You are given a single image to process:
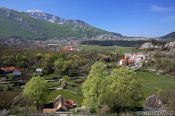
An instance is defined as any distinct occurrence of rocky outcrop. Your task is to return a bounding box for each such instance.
[140,42,155,49]
[164,41,175,52]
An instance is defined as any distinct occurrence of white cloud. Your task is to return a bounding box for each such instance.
[150,5,174,12]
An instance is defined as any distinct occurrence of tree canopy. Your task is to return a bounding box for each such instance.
[23,76,47,109]
[82,62,143,112]
[103,67,143,111]
[82,62,108,110]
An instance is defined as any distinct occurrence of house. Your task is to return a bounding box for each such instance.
[0,66,21,80]
[43,95,75,113]
[135,95,174,115]
[60,46,80,52]
[0,66,17,74]
[36,68,43,75]
[143,95,174,115]
[119,53,146,70]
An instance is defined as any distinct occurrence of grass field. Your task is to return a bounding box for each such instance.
[45,71,175,107]
[75,45,136,54]
[136,71,175,98]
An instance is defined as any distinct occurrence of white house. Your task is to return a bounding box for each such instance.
[36,68,43,75]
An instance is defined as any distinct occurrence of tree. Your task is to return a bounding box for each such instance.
[82,62,108,110]
[102,67,143,112]
[23,76,47,109]
[82,63,143,113]
[63,75,71,82]
[54,58,64,76]
[42,54,54,74]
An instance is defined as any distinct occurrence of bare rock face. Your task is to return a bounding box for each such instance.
[164,41,175,52]
[140,42,154,49]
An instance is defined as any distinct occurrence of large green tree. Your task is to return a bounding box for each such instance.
[102,67,143,112]
[82,62,108,110]
[23,76,47,109]
[82,63,143,112]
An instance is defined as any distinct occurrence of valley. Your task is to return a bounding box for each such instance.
[0,4,175,116]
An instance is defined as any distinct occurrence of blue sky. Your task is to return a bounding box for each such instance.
[0,0,175,37]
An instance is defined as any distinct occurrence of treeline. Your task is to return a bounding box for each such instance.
[0,49,120,79]
[81,40,166,47]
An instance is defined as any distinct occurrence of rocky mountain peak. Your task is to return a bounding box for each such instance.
[26,9,91,27]
[27,9,44,13]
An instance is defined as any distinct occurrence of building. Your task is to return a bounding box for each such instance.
[143,95,174,115]
[36,68,43,75]
[119,53,146,70]
[0,66,21,80]
[43,95,75,113]
[60,46,80,52]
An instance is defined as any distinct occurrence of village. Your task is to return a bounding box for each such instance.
[1,1,175,115]
[1,42,174,116]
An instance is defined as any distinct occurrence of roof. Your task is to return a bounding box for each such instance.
[43,95,75,113]
[53,95,68,111]
[36,68,43,72]
[120,59,127,62]
[0,66,17,72]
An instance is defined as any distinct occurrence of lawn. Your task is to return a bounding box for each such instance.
[45,71,175,107]
[136,71,175,98]
[75,45,136,54]
[45,89,83,106]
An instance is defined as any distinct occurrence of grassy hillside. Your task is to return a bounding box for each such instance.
[0,8,113,40]
[44,71,175,106]
[136,71,175,97]
[161,31,175,41]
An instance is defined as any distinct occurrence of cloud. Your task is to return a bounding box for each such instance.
[150,5,174,12]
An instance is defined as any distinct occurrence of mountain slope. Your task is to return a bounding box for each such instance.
[0,7,123,40]
[161,31,175,41]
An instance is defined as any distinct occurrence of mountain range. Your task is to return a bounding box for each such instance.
[0,7,174,41]
[0,7,123,40]
[161,32,175,41]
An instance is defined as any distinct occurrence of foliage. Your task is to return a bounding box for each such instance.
[23,76,47,109]
[0,91,20,109]
[54,58,64,75]
[82,62,108,110]
[63,75,71,82]
[45,89,83,105]
[102,67,143,111]
[150,51,175,77]
[82,63,143,112]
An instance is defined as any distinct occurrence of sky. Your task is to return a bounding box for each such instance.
[0,0,175,37]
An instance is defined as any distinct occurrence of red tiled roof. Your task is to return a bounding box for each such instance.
[65,99,74,109]
[0,66,17,72]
